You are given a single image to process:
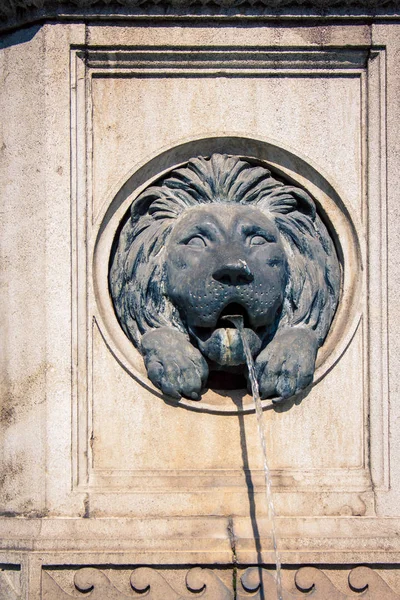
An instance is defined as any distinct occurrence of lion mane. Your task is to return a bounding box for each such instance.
[110,154,340,353]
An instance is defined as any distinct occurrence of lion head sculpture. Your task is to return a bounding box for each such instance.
[110,154,340,401]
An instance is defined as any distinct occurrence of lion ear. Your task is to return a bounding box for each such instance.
[131,189,162,221]
[267,186,316,220]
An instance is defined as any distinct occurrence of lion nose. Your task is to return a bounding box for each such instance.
[212,260,254,285]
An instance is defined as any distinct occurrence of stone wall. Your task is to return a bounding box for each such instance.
[1,10,400,599]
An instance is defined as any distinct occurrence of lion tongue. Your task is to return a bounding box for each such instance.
[196,327,261,367]
[218,303,251,329]
[220,314,243,328]
[221,313,242,321]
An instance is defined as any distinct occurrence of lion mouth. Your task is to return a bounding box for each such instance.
[192,303,252,340]
[216,303,251,329]
[188,303,263,366]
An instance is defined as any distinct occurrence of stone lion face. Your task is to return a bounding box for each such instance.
[164,204,288,366]
[109,153,340,401]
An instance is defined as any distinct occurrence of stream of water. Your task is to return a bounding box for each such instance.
[227,317,283,600]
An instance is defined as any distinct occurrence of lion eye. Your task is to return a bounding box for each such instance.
[185,235,207,248]
[250,235,269,246]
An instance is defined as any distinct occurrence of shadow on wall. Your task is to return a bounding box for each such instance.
[0,24,41,49]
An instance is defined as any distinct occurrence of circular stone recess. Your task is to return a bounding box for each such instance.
[93,136,363,414]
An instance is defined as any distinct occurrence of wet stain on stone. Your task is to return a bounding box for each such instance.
[1,363,50,427]
[83,494,90,518]
[0,458,24,504]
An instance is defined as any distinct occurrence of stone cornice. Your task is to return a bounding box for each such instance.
[1,0,400,32]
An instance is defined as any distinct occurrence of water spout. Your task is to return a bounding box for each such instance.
[222,315,283,600]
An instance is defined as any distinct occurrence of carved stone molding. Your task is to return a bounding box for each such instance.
[1,0,400,36]
[2,0,400,18]
[41,566,400,599]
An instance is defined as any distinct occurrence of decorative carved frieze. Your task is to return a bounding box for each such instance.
[239,566,400,599]
[42,567,233,599]
[43,568,134,600]
[41,566,400,599]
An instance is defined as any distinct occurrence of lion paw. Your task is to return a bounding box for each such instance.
[141,328,209,400]
[255,328,319,401]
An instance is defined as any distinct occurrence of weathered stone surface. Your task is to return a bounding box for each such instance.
[1,13,400,600]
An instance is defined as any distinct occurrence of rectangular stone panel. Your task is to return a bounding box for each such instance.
[69,44,382,518]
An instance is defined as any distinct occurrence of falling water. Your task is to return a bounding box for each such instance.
[227,316,283,600]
